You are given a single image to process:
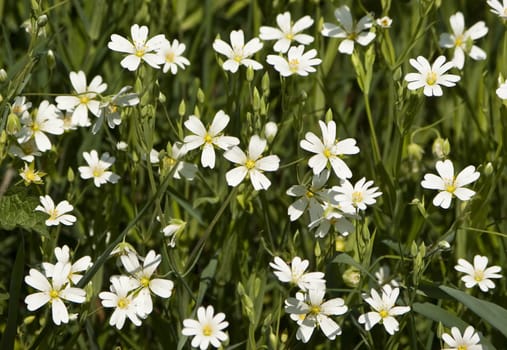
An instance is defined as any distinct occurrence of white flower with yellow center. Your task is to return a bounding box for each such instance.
[286,169,330,222]
[300,120,359,180]
[487,0,507,19]
[42,245,92,285]
[455,255,502,292]
[285,289,348,343]
[99,275,143,330]
[78,150,120,187]
[212,29,263,73]
[157,39,190,74]
[19,162,45,185]
[92,86,139,134]
[35,195,76,227]
[11,96,31,117]
[24,263,86,326]
[108,24,166,71]
[267,45,321,77]
[358,285,410,335]
[182,305,229,350]
[55,71,107,127]
[259,12,314,53]
[270,256,326,291]
[404,56,460,97]
[376,16,392,28]
[441,326,483,350]
[421,159,480,209]
[439,12,488,69]
[224,135,280,190]
[333,177,382,211]
[183,111,239,169]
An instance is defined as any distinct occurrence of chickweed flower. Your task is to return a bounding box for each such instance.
[182,305,229,350]
[405,56,460,97]
[224,135,280,190]
[156,143,198,180]
[439,12,488,69]
[92,86,139,134]
[212,29,263,73]
[56,71,107,127]
[308,200,355,238]
[259,12,314,53]
[285,289,348,343]
[35,195,76,226]
[78,150,120,187]
[321,5,376,55]
[441,326,483,350]
[108,24,166,71]
[487,0,507,19]
[266,45,321,77]
[159,217,186,247]
[19,162,45,185]
[270,256,326,291]
[300,120,359,180]
[421,159,480,209]
[455,255,502,292]
[158,39,190,74]
[286,169,329,222]
[24,263,86,326]
[11,96,31,117]
[333,177,382,211]
[376,16,392,28]
[42,245,92,285]
[183,111,239,169]
[358,285,410,335]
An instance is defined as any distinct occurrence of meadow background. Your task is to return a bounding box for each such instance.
[1,0,507,349]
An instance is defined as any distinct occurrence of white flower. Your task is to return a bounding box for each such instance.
[108,24,166,71]
[156,143,199,180]
[19,162,45,185]
[78,150,120,187]
[455,255,502,292]
[11,96,31,117]
[8,139,41,162]
[270,256,326,291]
[120,251,174,316]
[266,45,321,77]
[264,121,278,142]
[42,245,92,285]
[333,177,382,211]
[157,39,190,74]
[17,100,64,152]
[441,326,483,350]
[421,159,480,209]
[213,29,263,73]
[183,111,239,169]
[321,5,376,55]
[308,199,356,238]
[300,120,359,179]
[182,305,229,350]
[35,195,76,226]
[24,263,86,325]
[286,169,330,222]
[487,0,507,19]
[375,266,399,288]
[224,135,280,190]
[99,275,143,329]
[259,12,314,53]
[439,12,488,69]
[404,56,460,97]
[376,16,392,28]
[285,289,348,343]
[496,79,507,100]
[158,216,186,247]
[358,285,410,335]
[55,71,107,127]
[92,86,139,134]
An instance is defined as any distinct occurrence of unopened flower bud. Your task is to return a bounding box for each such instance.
[46,50,55,70]
[67,167,75,182]
[178,99,186,117]
[335,236,346,252]
[432,137,450,159]
[264,121,278,142]
[437,240,451,251]
[262,72,270,96]
[484,162,493,176]
[37,14,48,27]
[246,66,254,82]
[6,113,21,135]
[342,267,361,287]
[407,142,424,161]
[0,69,7,82]
[197,88,205,104]
[158,91,166,103]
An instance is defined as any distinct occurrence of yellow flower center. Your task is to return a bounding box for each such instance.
[141,276,150,288]
[285,32,294,40]
[380,19,390,27]
[117,297,129,309]
[245,159,256,169]
[32,121,40,132]
[108,104,118,113]
[163,156,176,167]
[49,289,59,300]
[24,169,37,182]
[351,191,363,205]
[92,167,104,178]
[165,51,175,63]
[12,105,22,114]
[454,34,464,47]
[445,177,457,194]
[323,148,332,158]
[48,208,59,221]
[310,305,321,315]
[204,134,213,144]
[306,190,314,198]
[288,58,299,72]
[233,53,243,62]
[135,48,145,57]
[379,309,389,318]
[426,71,438,86]
[202,324,213,336]
[80,95,90,105]
[347,32,357,40]
[457,345,467,350]
[474,270,484,282]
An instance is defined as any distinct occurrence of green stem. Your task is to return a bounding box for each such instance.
[363,95,381,164]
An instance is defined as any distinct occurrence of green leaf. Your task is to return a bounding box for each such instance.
[440,285,507,339]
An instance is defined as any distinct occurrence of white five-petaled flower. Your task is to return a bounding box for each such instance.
[11,96,32,117]
[270,256,326,291]
[24,263,86,325]
[421,159,480,209]
[78,150,120,187]
[17,100,64,152]
[92,86,140,134]
[287,169,330,222]
[300,120,359,180]
[285,289,348,343]
[108,24,166,71]
[99,275,143,329]
[266,45,321,77]
[212,29,263,73]
[308,199,356,238]
[439,12,488,69]
[455,255,502,292]
[121,251,174,316]
[35,195,76,226]
[152,143,199,180]
[376,16,392,28]
[224,135,280,190]
[358,285,410,335]
[158,39,190,74]
[321,5,376,55]
[182,305,229,350]
[404,56,460,97]
[42,245,92,285]
[259,12,314,53]
[441,326,483,350]
[183,111,240,169]
[487,0,507,19]
[333,177,382,211]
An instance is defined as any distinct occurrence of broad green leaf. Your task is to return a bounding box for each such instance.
[0,188,48,237]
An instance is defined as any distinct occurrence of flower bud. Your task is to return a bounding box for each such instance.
[46,50,55,70]
[246,66,254,82]
[432,137,450,159]
[262,72,270,97]
[264,121,278,142]
[484,162,493,176]
[407,142,424,161]
[197,88,205,104]
[437,240,451,251]
[252,87,260,111]
[158,91,166,104]
[6,113,21,135]
[67,167,75,182]
[37,14,48,28]
[0,68,7,82]
[335,236,346,252]
[178,99,186,117]
[342,267,361,287]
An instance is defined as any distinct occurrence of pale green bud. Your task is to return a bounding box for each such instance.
[484,162,493,176]
[197,88,205,104]
[325,108,333,123]
[342,268,361,287]
[264,121,278,142]
[0,68,7,82]
[67,167,75,182]
[262,72,270,96]
[314,241,321,257]
[158,92,166,104]
[252,87,260,111]
[335,236,346,252]
[193,105,200,117]
[437,240,451,251]
[178,99,186,117]
[432,137,450,159]
[246,66,254,82]
[407,142,424,161]
[46,50,55,70]
[6,113,21,135]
